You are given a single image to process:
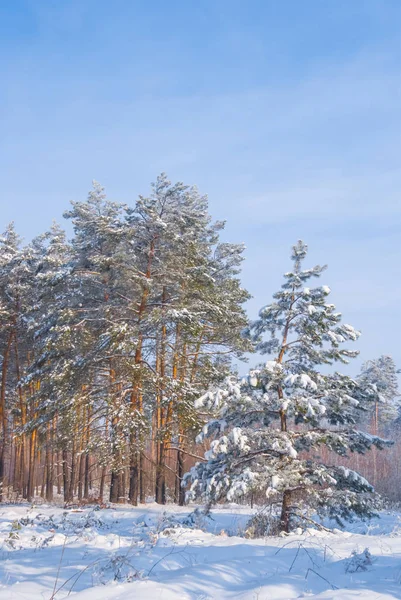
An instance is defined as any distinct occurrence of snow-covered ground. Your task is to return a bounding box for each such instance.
[0,502,400,600]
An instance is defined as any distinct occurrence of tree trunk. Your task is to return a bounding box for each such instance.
[109,470,119,503]
[155,286,167,505]
[84,406,90,499]
[129,448,139,506]
[40,452,46,498]
[45,422,53,501]
[62,448,70,502]
[56,450,61,495]
[0,447,5,503]
[84,453,90,499]
[118,471,125,503]
[175,447,185,506]
[139,452,145,503]
[78,453,84,501]
[13,443,21,493]
[155,440,166,504]
[280,490,292,533]
[68,440,76,501]
[27,429,37,502]
[99,465,106,502]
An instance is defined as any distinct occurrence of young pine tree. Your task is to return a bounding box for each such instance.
[185,241,392,533]
[357,356,400,429]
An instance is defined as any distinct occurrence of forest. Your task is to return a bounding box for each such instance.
[0,175,399,532]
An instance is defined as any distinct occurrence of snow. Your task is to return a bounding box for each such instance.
[284,373,317,390]
[0,503,401,599]
[231,427,249,451]
[337,466,371,488]
[265,360,282,372]
[271,475,281,489]
[248,370,259,387]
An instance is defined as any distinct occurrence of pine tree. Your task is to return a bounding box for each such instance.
[121,174,250,504]
[22,223,72,501]
[357,356,400,428]
[185,241,392,533]
[0,224,23,500]
[54,182,127,503]
[355,356,400,490]
[0,224,51,501]
[0,224,38,500]
[25,184,125,503]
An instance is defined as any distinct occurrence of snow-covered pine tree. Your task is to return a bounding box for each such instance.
[26,185,126,503]
[23,222,73,501]
[0,223,24,501]
[185,241,392,533]
[0,223,54,501]
[61,182,127,503]
[357,356,400,428]
[123,174,250,504]
[354,356,400,490]
[0,224,46,501]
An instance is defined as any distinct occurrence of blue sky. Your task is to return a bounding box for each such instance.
[1,0,400,372]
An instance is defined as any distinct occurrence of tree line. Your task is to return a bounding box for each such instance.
[0,175,398,515]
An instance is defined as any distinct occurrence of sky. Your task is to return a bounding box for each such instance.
[1,0,400,373]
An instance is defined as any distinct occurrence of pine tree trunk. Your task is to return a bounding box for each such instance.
[19,446,26,498]
[27,429,37,502]
[109,366,123,503]
[118,471,125,503]
[45,422,53,501]
[280,490,292,533]
[155,287,167,505]
[21,446,27,499]
[129,447,139,506]
[56,450,61,495]
[40,453,46,498]
[62,448,70,502]
[84,453,90,500]
[84,406,90,499]
[0,447,5,503]
[109,470,119,503]
[139,452,145,503]
[99,465,106,502]
[372,401,379,487]
[175,447,185,506]
[78,453,84,501]
[155,440,166,504]
[13,444,21,493]
[68,440,76,502]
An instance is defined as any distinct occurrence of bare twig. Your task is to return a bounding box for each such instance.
[50,534,68,600]
[305,568,339,590]
[147,546,185,576]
